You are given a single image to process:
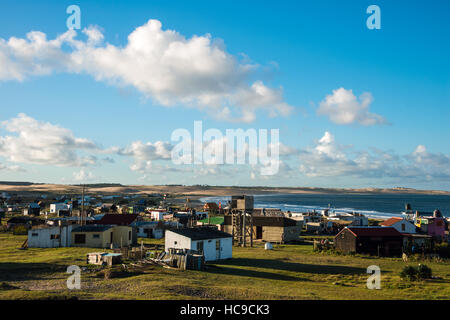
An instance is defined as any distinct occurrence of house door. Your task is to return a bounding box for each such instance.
[256,226,263,239]
[216,240,221,260]
[110,232,113,246]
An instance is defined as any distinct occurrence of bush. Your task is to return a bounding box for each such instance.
[400,264,432,281]
[400,266,417,281]
[13,225,28,235]
[417,264,432,279]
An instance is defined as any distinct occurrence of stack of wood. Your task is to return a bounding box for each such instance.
[150,249,205,270]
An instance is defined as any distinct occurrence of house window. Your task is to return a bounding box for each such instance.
[31,233,38,237]
[50,234,60,240]
[74,234,86,244]
[197,241,204,253]
[93,234,100,239]
[401,224,405,231]
[174,241,177,245]
[129,231,131,241]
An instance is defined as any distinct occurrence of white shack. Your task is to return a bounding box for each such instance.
[165,228,232,262]
[28,224,75,248]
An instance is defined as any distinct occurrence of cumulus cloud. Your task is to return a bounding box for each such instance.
[317,88,386,126]
[117,140,173,173]
[0,20,293,122]
[0,113,100,166]
[299,131,450,181]
[72,169,96,182]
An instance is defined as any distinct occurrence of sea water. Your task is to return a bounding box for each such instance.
[200,193,450,219]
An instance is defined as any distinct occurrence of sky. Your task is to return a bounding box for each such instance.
[0,0,449,189]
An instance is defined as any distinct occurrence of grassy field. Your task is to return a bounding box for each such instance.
[0,232,449,300]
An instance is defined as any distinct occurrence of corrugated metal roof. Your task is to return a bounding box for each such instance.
[168,227,232,240]
[347,227,402,237]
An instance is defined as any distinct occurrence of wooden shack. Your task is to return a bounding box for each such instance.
[334,227,403,256]
[224,215,301,243]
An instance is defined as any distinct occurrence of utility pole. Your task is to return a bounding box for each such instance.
[81,184,85,226]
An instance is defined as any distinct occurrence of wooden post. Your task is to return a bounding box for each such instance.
[242,212,246,247]
[250,212,253,247]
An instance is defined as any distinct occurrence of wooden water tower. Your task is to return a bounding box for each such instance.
[229,195,254,247]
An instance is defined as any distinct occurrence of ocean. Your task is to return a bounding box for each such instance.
[200,193,450,219]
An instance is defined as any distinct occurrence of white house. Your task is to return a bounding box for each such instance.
[165,228,232,262]
[380,217,416,234]
[150,210,168,221]
[131,221,164,239]
[50,203,72,215]
[28,224,75,248]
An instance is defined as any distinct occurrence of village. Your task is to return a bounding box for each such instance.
[0,188,449,299]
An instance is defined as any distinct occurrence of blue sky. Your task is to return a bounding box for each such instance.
[0,0,449,189]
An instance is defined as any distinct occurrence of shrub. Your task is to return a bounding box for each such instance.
[417,264,432,279]
[400,264,432,281]
[13,225,28,235]
[400,266,417,280]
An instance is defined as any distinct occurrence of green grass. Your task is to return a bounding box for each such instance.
[0,232,449,300]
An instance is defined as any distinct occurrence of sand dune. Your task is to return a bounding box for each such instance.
[0,183,449,196]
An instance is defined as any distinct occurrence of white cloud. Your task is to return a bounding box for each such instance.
[299,131,450,181]
[72,169,96,182]
[0,163,25,172]
[0,113,99,166]
[317,88,386,126]
[117,140,173,173]
[0,20,293,123]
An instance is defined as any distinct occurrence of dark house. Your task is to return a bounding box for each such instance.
[334,227,403,256]
[6,216,45,230]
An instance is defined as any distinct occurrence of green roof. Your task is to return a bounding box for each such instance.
[198,216,224,225]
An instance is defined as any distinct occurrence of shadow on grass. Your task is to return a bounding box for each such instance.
[0,262,66,281]
[205,264,307,281]
[213,258,367,275]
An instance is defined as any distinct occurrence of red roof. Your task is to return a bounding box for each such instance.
[380,217,403,227]
[346,227,402,237]
[98,214,138,226]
